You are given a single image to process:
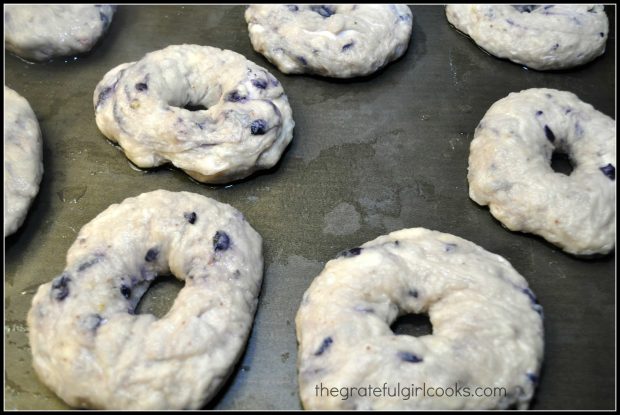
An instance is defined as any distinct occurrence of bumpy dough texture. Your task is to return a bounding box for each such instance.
[446,5,608,70]
[296,228,544,410]
[245,5,413,78]
[27,190,263,409]
[94,44,294,184]
[4,86,43,237]
[4,5,115,61]
[468,88,616,256]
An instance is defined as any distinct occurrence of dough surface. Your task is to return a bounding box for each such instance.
[296,228,544,410]
[468,88,616,256]
[28,190,263,409]
[245,4,413,78]
[4,86,43,237]
[446,5,608,70]
[5,5,116,61]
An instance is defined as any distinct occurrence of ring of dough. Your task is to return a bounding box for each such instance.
[93,44,294,184]
[245,4,413,78]
[468,88,615,255]
[446,5,608,70]
[27,190,263,409]
[296,228,544,410]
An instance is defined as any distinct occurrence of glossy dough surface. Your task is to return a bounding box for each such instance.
[246,4,413,77]
[4,86,43,237]
[28,190,263,409]
[446,5,608,70]
[296,228,544,410]
[94,44,294,183]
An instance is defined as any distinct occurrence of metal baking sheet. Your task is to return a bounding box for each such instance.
[4,5,616,410]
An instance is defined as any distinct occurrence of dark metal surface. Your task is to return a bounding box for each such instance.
[4,5,615,410]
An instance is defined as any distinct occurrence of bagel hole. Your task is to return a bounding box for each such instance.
[183,103,208,112]
[551,150,574,176]
[390,313,433,337]
[134,275,184,319]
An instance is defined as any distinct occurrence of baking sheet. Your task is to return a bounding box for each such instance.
[4,5,616,410]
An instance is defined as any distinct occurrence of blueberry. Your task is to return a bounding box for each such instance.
[120,284,131,299]
[51,273,71,301]
[600,164,615,180]
[544,125,555,143]
[527,373,539,384]
[398,351,423,363]
[287,5,299,12]
[599,32,605,38]
[310,5,335,18]
[297,56,308,66]
[552,43,559,51]
[399,14,411,21]
[342,42,354,52]
[145,248,159,262]
[227,91,246,102]
[337,247,362,258]
[184,211,197,224]
[250,119,268,135]
[314,336,333,356]
[251,78,268,89]
[409,289,419,298]
[535,110,543,116]
[135,82,148,91]
[213,231,230,251]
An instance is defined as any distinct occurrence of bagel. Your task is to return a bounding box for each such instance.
[245,4,413,78]
[93,44,294,184]
[27,190,263,409]
[446,5,608,70]
[4,86,43,237]
[5,5,116,61]
[296,228,544,409]
[468,88,615,255]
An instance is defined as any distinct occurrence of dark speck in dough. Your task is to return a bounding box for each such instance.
[184,211,197,224]
[250,119,268,135]
[337,247,362,258]
[600,164,615,180]
[145,248,159,262]
[227,91,247,102]
[251,78,268,89]
[544,125,555,143]
[120,284,131,299]
[342,42,354,52]
[398,351,423,363]
[310,5,335,18]
[51,273,71,301]
[213,231,231,251]
[314,336,333,356]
